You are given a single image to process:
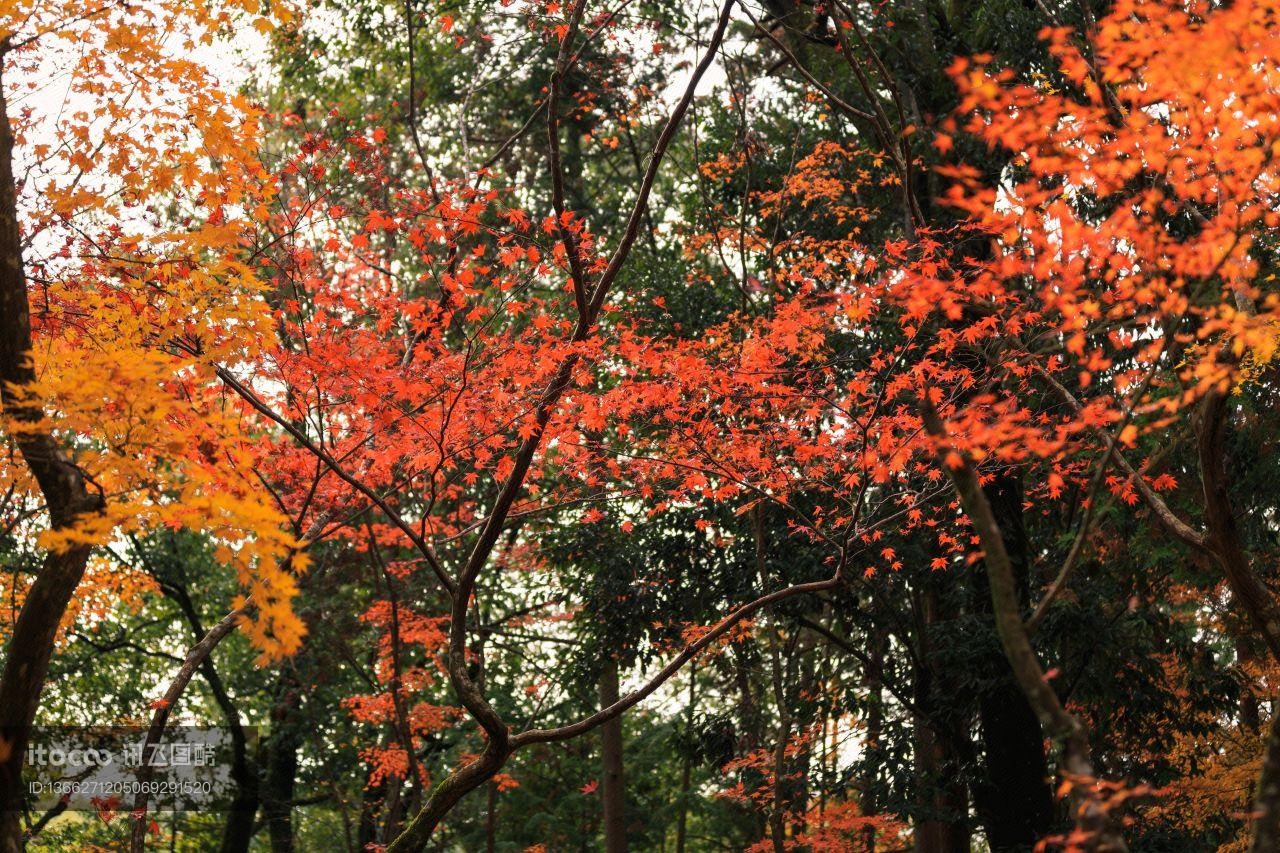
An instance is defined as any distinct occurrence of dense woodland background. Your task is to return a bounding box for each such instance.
[2,0,1280,850]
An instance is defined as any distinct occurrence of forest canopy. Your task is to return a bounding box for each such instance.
[2,0,1280,850]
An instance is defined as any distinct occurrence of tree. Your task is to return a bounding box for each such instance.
[0,1,301,847]
[8,0,1280,851]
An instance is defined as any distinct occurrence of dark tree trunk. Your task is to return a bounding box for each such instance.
[913,584,970,853]
[1241,640,1262,733]
[263,670,302,853]
[912,722,970,853]
[731,647,770,846]
[971,473,1055,851]
[358,775,385,849]
[0,51,104,852]
[975,683,1054,851]
[600,659,627,853]
[861,629,887,853]
[485,779,497,853]
[1251,701,1280,853]
[789,640,818,843]
[674,663,695,853]
[220,799,258,853]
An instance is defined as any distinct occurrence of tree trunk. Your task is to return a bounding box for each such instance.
[600,659,627,853]
[1241,639,1262,733]
[972,473,1055,851]
[485,779,497,853]
[0,51,104,852]
[754,505,789,853]
[789,640,818,843]
[674,662,695,853]
[912,723,970,853]
[1251,701,1280,853]
[861,629,887,853]
[263,670,302,853]
[358,774,385,849]
[731,647,770,846]
[220,797,258,853]
[913,584,970,853]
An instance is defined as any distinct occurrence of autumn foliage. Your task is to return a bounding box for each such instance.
[5,0,1280,851]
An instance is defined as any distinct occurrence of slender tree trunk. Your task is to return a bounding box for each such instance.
[768,725,789,853]
[485,779,497,853]
[1239,640,1262,734]
[600,660,627,853]
[912,585,969,853]
[731,647,770,846]
[791,643,817,842]
[263,669,302,853]
[379,556,425,820]
[358,775,385,849]
[0,51,104,852]
[753,506,789,853]
[861,629,887,853]
[674,662,695,853]
[972,474,1055,851]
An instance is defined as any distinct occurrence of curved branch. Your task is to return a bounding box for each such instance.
[127,604,249,853]
[511,572,843,749]
[737,2,876,122]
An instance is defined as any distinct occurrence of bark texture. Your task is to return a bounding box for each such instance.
[0,51,104,852]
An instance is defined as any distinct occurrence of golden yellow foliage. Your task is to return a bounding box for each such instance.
[0,0,304,658]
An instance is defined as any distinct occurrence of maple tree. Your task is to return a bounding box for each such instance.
[7,0,1280,850]
[0,0,300,847]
